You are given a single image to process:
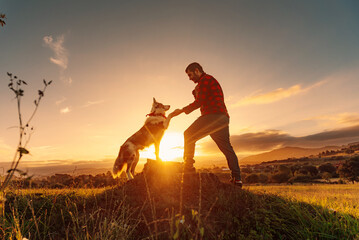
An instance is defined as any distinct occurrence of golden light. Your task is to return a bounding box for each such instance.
[139,132,184,162]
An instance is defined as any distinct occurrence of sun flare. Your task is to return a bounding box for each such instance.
[139,132,184,161]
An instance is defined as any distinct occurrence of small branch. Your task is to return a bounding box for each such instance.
[0,73,52,193]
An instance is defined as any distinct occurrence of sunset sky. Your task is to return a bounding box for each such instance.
[1,1,359,170]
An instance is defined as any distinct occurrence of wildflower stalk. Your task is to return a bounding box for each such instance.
[0,72,52,216]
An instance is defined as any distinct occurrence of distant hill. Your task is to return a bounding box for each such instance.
[240,146,342,165]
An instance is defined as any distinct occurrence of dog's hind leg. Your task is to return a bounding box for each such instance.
[130,151,139,178]
[126,160,134,180]
[113,147,126,177]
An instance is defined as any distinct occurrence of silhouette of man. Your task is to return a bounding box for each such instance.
[170,62,242,187]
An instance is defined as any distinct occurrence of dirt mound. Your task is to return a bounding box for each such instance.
[108,160,228,212]
[99,160,242,239]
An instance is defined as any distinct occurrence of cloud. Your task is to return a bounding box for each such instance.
[60,107,71,114]
[60,76,72,85]
[231,80,326,107]
[55,97,67,106]
[309,113,359,126]
[201,125,359,153]
[82,100,105,108]
[43,35,68,70]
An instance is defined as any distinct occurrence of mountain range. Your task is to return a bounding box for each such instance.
[240,146,342,165]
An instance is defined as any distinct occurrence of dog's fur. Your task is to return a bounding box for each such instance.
[113,98,173,180]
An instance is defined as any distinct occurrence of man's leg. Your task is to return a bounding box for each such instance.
[183,114,229,170]
[210,118,241,181]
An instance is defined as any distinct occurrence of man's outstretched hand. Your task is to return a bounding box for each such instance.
[169,109,184,118]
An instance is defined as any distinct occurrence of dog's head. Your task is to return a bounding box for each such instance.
[150,98,170,115]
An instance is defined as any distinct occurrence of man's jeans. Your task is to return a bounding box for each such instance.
[183,114,241,180]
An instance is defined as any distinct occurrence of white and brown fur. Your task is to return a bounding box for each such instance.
[113,98,172,180]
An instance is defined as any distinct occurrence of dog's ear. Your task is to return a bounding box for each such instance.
[153,97,157,103]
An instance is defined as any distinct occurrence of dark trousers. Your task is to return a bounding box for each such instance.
[183,114,241,180]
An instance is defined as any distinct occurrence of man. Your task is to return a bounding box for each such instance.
[170,62,242,187]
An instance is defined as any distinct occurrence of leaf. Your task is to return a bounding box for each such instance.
[14,76,18,79]
[18,89,24,96]
[43,79,47,86]
[22,80,27,85]
[18,147,30,154]
[7,72,12,77]
[48,80,53,85]
[34,100,38,105]
[8,82,13,87]
[0,20,5,27]
[38,90,44,97]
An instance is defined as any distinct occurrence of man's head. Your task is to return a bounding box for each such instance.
[185,62,204,83]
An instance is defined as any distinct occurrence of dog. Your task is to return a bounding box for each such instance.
[113,98,173,180]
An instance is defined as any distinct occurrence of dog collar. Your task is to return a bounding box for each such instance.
[146,112,167,119]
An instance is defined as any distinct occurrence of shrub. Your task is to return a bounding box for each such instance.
[270,172,291,183]
[318,163,336,174]
[288,174,313,183]
[321,172,332,182]
[241,167,253,174]
[258,173,269,183]
[302,165,318,177]
[277,165,291,175]
[337,156,359,183]
[245,173,259,183]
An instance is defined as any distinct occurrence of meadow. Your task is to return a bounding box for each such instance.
[1,164,359,240]
[248,184,359,218]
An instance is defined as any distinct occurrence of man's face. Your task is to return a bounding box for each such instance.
[186,69,201,83]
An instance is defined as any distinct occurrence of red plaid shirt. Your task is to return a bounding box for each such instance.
[182,73,229,117]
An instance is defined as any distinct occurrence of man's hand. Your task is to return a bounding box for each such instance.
[169,109,184,118]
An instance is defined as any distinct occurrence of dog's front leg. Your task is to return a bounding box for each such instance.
[163,115,173,129]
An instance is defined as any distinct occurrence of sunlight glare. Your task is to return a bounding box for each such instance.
[139,132,184,161]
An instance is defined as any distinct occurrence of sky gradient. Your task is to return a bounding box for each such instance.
[1,0,359,170]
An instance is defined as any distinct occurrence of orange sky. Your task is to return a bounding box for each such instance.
[1,1,359,172]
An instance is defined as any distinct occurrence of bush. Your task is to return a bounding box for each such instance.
[241,167,253,174]
[321,172,332,182]
[245,173,259,183]
[318,163,336,174]
[337,156,359,183]
[270,172,291,183]
[258,173,269,183]
[302,165,318,177]
[288,174,313,183]
[277,165,291,175]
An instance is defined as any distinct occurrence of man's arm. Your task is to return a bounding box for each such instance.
[169,108,184,118]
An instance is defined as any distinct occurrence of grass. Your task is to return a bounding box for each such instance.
[247,183,359,218]
[1,167,359,239]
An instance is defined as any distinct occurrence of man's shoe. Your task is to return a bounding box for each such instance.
[234,180,243,188]
[230,178,243,188]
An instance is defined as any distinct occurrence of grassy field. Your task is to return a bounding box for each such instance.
[247,183,359,218]
[1,171,359,239]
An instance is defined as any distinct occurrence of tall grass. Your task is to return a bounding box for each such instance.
[248,183,359,218]
[1,175,359,239]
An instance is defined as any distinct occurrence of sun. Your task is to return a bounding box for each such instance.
[139,132,184,161]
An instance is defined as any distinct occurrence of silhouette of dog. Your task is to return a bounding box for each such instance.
[113,98,173,180]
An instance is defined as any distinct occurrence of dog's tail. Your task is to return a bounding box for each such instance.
[112,147,126,178]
